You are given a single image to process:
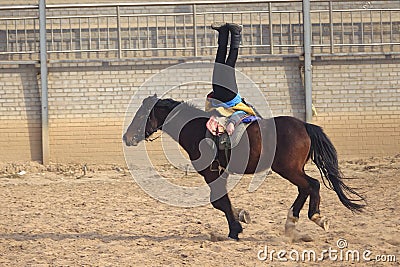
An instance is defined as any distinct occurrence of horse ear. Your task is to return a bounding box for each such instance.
[153,93,157,98]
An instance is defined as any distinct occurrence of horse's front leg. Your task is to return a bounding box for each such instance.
[213,195,243,240]
[202,169,243,240]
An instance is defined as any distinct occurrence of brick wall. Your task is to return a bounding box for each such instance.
[1,1,399,164]
[47,62,161,164]
[1,55,399,164]
[0,64,42,162]
[312,56,400,158]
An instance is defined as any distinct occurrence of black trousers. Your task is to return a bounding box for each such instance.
[212,29,239,103]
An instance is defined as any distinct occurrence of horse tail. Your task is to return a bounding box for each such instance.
[304,123,366,213]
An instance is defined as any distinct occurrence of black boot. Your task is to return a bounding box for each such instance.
[227,23,242,35]
[211,22,227,32]
[227,23,242,48]
[211,22,229,47]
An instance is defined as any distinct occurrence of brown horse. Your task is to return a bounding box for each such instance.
[123,95,365,240]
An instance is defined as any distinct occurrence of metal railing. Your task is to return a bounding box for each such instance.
[0,0,399,62]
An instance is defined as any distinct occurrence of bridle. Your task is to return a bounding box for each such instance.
[144,108,160,141]
[144,105,181,142]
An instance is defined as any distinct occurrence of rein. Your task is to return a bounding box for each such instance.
[145,132,162,142]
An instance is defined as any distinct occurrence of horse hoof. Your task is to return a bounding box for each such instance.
[228,221,243,240]
[285,225,295,237]
[228,233,240,241]
[285,208,299,237]
[311,213,330,232]
[238,209,251,224]
[322,219,330,232]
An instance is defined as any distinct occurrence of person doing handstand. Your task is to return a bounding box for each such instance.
[206,22,257,136]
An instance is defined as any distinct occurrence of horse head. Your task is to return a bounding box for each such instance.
[123,94,161,146]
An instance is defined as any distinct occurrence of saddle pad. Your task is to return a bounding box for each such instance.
[242,115,260,124]
[206,115,260,137]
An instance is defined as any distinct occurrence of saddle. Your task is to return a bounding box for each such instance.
[205,115,259,172]
[205,115,259,150]
[205,92,260,147]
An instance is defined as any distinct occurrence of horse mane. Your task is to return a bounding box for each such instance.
[156,98,208,117]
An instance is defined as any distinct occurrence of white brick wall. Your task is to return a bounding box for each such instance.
[1,55,399,163]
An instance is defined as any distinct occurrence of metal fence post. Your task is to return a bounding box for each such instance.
[303,0,313,122]
[329,0,334,53]
[269,2,274,54]
[117,5,122,59]
[39,0,49,164]
[192,4,198,57]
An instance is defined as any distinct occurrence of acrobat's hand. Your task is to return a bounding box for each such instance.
[226,122,235,136]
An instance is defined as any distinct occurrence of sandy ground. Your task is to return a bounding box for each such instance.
[0,155,399,266]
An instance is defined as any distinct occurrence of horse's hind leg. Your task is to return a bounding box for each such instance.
[285,187,308,236]
[277,169,329,235]
[272,167,310,236]
[293,173,329,231]
[307,175,329,231]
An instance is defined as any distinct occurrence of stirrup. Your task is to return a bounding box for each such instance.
[210,159,221,172]
[211,22,227,31]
